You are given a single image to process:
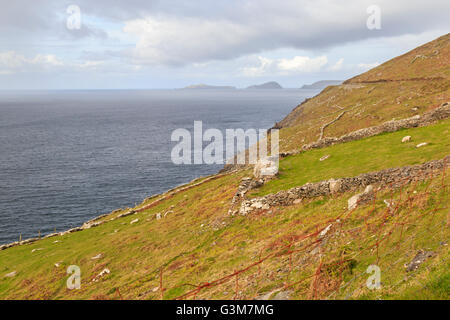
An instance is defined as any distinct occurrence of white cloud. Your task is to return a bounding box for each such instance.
[278,56,328,73]
[242,56,274,77]
[0,51,113,74]
[357,62,380,71]
[329,58,344,71]
[242,55,328,77]
[0,51,64,74]
[119,0,450,66]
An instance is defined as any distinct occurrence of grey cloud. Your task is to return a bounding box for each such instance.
[0,0,449,66]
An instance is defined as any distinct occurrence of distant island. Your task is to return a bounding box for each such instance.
[246,81,283,89]
[182,84,236,90]
[300,80,342,90]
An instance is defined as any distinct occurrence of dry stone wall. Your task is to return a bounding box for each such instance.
[298,102,449,152]
[238,156,449,215]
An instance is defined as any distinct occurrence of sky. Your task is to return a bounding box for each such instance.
[0,0,449,90]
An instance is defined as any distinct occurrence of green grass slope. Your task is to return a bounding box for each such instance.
[0,118,448,300]
[276,34,450,153]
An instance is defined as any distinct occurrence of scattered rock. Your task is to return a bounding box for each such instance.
[383,199,393,207]
[31,248,43,253]
[91,253,103,260]
[329,179,342,194]
[4,271,17,278]
[152,286,159,292]
[156,213,161,220]
[416,142,428,148]
[130,218,139,224]
[405,250,435,272]
[273,290,291,300]
[92,268,110,282]
[293,198,302,205]
[163,210,173,217]
[319,155,330,161]
[402,136,411,143]
[253,156,278,179]
[319,224,333,238]
[348,185,374,210]
[54,263,61,268]
[256,290,291,300]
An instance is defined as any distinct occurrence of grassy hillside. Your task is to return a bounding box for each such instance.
[0,117,448,300]
[0,34,449,300]
[276,33,450,153]
[253,118,450,197]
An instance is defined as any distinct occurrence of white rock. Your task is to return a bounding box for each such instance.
[329,179,341,194]
[416,142,428,148]
[347,195,359,210]
[319,224,332,238]
[253,156,278,179]
[319,155,330,161]
[130,218,139,224]
[348,185,373,210]
[4,271,17,278]
[156,213,161,220]
[92,268,110,282]
[401,136,411,143]
[91,253,103,260]
[251,201,264,209]
[293,198,302,204]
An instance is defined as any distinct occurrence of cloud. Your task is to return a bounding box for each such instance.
[357,62,381,71]
[119,0,450,66]
[329,58,344,71]
[278,56,328,73]
[0,51,113,74]
[242,55,328,77]
[0,51,64,74]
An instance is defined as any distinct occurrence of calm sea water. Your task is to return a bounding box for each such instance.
[0,89,318,244]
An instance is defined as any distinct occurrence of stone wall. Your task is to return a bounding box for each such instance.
[299,102,449,152]
[238,156,449,215]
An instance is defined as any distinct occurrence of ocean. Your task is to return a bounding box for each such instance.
[0,89,318,244]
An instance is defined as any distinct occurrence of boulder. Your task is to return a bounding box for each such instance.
[401,136,411,143]
[348,185,374,210]
[416,142,428,148]
[4,271,17,278]
[92,268,110,282]
[91,254,103,260]
[329,179,342,194]
[253,156,278,179]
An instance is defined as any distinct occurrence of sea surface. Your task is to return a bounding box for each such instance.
[0,89,318,244]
